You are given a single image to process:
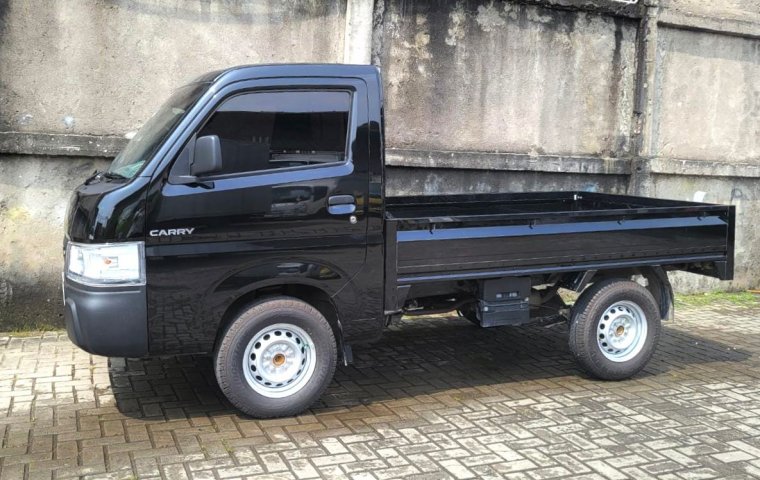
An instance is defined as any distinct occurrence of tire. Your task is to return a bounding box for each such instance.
[214,296,337,418]
[568,279,661,380]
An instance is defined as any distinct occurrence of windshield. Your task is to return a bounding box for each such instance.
[108,83,208,178]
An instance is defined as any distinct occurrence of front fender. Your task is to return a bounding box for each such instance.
[146,253,359,355]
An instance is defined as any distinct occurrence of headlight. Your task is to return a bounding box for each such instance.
[65,241,145,286]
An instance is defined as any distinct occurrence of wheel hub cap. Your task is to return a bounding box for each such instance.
[597,301,648,363]
[242,323,317,398]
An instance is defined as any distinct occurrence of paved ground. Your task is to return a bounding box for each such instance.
[1,302,760,480]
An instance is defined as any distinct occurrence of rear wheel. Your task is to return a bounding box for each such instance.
[214,296,337,418]
[569,279,661,380]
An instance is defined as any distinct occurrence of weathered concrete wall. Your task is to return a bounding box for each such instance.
[660,0,760,25]
[1,0,759,328]
[643,21,760,290]
[0,157,110,328]
[378,0,760,293]
[387,167,628,195]
[380,1,638,157]
[0,0,347,329]
[653,27,760,163]
[0,0,346,136]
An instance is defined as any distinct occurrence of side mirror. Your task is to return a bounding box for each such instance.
[191,135,222,176]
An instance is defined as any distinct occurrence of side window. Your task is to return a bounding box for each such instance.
[198,90,351,176]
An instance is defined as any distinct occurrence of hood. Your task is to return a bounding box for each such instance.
[65,173,149,243]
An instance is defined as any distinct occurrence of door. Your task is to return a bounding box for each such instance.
[145,81,370,354]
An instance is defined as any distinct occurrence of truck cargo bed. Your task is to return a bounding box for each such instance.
[384,192,734,310]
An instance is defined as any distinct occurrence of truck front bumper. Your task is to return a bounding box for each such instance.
[63,277,149,357]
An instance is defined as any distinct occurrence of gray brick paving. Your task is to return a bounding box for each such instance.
[1,302,760,479]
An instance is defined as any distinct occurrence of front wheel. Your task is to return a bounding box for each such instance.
[214,296,337,418]
[569,279,661,380]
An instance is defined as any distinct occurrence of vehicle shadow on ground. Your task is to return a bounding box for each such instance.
[108,316,751,420]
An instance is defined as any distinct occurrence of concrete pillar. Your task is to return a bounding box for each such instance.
[628,0,660,197]
[344,0,374,64]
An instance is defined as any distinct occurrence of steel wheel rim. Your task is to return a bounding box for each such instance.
[242,323,316,398]
[596,300,648,362]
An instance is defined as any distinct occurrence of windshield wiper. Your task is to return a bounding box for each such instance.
[102,171,128,181]
[84,170,101,185]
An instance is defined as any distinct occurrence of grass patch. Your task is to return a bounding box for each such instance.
[5,325,64,337]
[561,288,759,309]
[675,291,760,308]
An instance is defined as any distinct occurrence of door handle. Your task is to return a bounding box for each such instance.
[327,195,356,215]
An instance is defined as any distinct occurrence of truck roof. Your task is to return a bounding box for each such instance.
[192,63,382,87]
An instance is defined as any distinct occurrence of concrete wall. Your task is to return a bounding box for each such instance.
[380,2,638,157]
[659,0,760,25]
[0,0,758,329]
[0,0,348,328]
[654,27,760,163]
[377,0,760,292]
[0,0,346,136]
[386,166,629,196]
[0,157,110,328]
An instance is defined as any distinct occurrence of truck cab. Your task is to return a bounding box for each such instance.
[64,65,385,357]
[64,64,734,418]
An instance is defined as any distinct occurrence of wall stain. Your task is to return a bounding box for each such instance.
[607,17,625,157]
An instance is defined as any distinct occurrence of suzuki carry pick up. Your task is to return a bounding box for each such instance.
[63,64,735,417]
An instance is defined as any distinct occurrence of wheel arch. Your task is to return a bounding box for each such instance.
[214,282,345,360]
[639,266,675,322]
[576,266,674,321]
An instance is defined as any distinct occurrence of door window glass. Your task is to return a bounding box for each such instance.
[198,90,351,176]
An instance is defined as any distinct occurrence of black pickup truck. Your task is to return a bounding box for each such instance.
[63,64,735,418]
